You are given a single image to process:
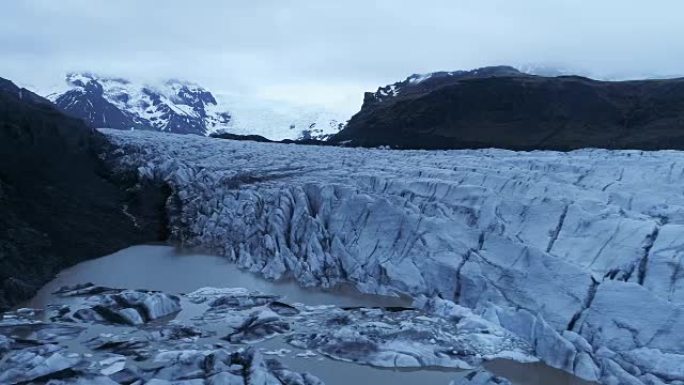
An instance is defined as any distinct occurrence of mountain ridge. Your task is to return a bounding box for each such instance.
[331,66,684,150]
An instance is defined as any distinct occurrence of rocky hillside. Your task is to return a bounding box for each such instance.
[0,77,168,310]
[47,73,346,140]
[331,66,684,150]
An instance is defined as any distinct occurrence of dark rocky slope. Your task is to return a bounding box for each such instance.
[0,77,168,311]
[331,66,684,150]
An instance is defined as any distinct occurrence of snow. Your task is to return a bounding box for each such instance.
[93,78,206,131]
[66,72,97,87]
[408,73,433,84]
[103,129,684,385]
[376,84,400,100]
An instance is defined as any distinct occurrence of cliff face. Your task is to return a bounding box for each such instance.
[332,68,684,150]
[0,77,169,310]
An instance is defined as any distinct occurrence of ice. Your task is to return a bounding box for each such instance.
[102,129,684,384]
[286,304,535,369]
[53,284,181,325]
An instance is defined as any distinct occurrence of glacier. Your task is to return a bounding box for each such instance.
[102,129,684,385]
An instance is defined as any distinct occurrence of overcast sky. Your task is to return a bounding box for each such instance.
[2,0,683,114]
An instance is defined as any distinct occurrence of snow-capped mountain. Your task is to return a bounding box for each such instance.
[49,73,229,135]
[46,73,346,140]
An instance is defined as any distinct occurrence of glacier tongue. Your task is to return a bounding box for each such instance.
[103,129,684,385]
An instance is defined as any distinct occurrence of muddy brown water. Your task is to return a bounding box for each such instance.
[25,245,596,385]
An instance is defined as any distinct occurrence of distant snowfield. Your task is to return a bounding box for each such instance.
[104,129,684,385]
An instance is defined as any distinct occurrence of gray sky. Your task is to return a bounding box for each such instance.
[2,0,683,114]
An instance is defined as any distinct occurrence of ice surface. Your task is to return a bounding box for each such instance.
[103,129,684,384]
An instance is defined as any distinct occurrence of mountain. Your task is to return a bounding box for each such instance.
[47,73,346,140]
[49,73,230,135]
[0,76,167,310]
[331,66,684,150]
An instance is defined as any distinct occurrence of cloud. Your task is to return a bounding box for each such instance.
[2,0,683,114]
